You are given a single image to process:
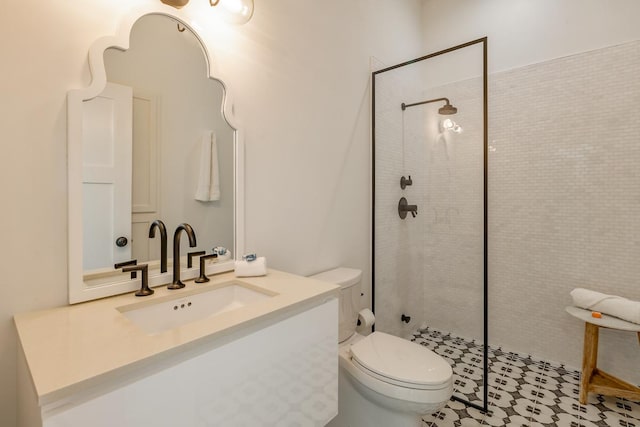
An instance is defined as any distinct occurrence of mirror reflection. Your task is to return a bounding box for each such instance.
[82,14,235,276]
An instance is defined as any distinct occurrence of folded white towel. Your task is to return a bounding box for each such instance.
[571,288,640,324]
[234,257,267,277]
[194,131,220,202]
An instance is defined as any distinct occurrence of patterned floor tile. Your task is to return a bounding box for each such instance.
[423,407,464,427]
[411,327,640,427]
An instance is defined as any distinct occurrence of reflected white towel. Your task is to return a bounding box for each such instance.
[234,257,267,277]
[194,131,220,202]
[571,288,640,324]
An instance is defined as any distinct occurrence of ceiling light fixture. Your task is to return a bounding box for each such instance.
[161,0,254,24]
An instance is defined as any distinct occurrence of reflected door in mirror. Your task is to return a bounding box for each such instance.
[82,82,133,270]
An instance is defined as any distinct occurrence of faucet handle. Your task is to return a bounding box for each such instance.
[400,175,413,189]
[122,264,153,297]
[195,254,219,283]
[115,259,138,279]
[187,250,206,268]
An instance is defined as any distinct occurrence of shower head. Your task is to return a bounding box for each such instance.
[438,103,457,115]
[401,97,458,115]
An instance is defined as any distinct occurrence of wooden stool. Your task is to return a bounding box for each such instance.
[566,306,640,404]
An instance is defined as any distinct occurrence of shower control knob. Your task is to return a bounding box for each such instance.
[398,197,418,219]
[115,236,128,247]
[400,175,413,189]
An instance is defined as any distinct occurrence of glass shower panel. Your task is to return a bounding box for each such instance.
[373,40,487,409]
[373,62,426,340]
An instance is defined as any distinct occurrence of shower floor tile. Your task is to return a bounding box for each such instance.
[412,327,640,427]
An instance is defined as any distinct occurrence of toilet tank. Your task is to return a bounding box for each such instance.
[310,267,362,343]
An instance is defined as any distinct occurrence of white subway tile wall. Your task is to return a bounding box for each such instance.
[375,40,640,382]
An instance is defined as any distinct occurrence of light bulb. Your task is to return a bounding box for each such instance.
[215,0,254,24]
[442,119,454,130]
[440,118,463,133]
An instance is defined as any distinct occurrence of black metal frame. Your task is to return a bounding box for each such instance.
[371,37,489,413]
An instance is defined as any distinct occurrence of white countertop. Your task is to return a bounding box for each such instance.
[14,269,339,406]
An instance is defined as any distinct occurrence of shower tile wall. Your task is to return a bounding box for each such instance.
[375,55,485,341]
[375,39,640,381]
[420,79,484,342]
[374,65,427,338]
[488,40,640,381]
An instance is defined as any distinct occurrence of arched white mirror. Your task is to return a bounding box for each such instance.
[68,11,244,303]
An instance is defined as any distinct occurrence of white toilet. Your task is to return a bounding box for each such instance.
[311,267,453,427]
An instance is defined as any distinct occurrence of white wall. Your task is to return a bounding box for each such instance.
[421,0,640,378]
[422,0,640,74]
[0,0,424,425]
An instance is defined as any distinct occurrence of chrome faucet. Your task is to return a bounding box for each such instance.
[169,223,197,289]
[148,220,168,273]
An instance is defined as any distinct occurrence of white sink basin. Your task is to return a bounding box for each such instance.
[117,281,276,335]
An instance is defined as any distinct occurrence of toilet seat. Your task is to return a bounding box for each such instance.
[349,332,452,390]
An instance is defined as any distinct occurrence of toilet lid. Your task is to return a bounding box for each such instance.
[350,332,452,388]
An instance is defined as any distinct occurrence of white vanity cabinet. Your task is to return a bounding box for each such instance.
[16,271,339,427]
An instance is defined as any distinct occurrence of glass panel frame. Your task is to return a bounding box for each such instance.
[371,38,488,413]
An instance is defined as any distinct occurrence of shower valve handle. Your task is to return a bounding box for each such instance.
[400,175,413,189]
[398,197,418,219]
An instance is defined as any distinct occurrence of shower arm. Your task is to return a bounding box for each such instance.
[401,97,451,111]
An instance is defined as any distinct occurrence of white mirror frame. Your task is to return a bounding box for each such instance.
[68,5,245,304]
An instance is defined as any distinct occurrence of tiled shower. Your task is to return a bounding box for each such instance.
[374,41,485,347]
[373,38,640,410]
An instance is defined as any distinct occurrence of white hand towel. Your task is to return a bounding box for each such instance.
[194,132,220,202]
[208,132,220,201]
[570,288,640,324]
[234,257,267,277]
